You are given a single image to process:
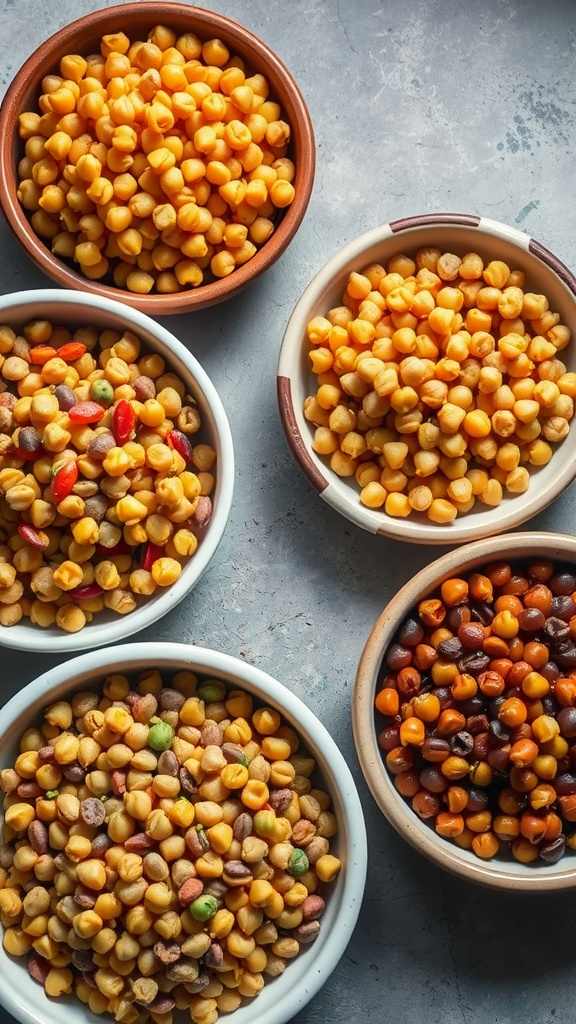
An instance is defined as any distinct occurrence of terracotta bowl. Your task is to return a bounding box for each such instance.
[277,213,576,545]
[353,531,576,891]
[0,641,368,1024]
[0,288,234,653]
[0,3,315,314]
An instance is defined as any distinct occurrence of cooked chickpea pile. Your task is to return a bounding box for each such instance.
[375,557,576,863]
[16,25,295,294]
[304,247,574,524]
[0,316,217,634]
[0,669,340,1024]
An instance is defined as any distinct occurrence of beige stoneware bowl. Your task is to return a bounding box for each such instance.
[0,641,367,1024]
[277,213,576,545]
[353,531,576,891]
[0,3,315,314]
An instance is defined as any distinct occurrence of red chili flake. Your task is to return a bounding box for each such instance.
[28,345,57,366]
[68,401,106,424]
[18,522,49,549]
[113,399,136,445]
[166,428,193,463]
[56,341,87,362]
[50,460,78,504]
[141,541,164,572]
[68,582,104,600]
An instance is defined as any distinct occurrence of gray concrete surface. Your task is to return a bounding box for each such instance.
[1,0,576,1021]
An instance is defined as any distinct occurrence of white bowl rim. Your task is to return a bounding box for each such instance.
[353,529,576,891]
[0,289,235,652]
[277,212,576,545]
[0,640,368,1024]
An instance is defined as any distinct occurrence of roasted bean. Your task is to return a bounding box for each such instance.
[376,557,576,864]
[0,669,340,1022]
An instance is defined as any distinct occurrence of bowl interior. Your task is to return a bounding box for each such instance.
[278,216,576,544]
[353,531,576,890]
[0,642,367,1024]
[0,2,315,314]
[0,290,234,653]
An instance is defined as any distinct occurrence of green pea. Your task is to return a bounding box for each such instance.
[190,894,219,921]
[45,790,59,800]
[197,680,227,702]
[90,379,115,405]
[288,848,309,877]
[148,721,174,751]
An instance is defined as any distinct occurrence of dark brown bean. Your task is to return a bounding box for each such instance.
[17,781,43,799]
[158,688,186,711]
[301,894,325,920]
[27,952,51,983]
[110,769,127,796]
[133,375,156,401]
[72,949,95,972]
[386,644,413,671]
[539,836,566,863]
[458,621,485,650]
[179,765,198,796]
[438,637,463,659]
[83,494,109,522]
[222,861,253,883]
[184,825,210,858]
[222,742,246,764]
[157,749,179,776]
[53,384,76,411]
[398,617,425,647]
[268,788,292,813]
[73,885,96,909]
[232,812,254,842]
[86,433,116,459]
[204,942,225,969]
[293,920,321,944]
[27,820,48,855]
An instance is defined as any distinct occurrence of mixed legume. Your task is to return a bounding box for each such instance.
[0,316,216,633]
[0,668,341,1023]
[16,25,295,295]
[375,557,576,863]
[304,247,573,524]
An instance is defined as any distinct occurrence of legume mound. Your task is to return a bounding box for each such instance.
[0,668,341,1022]
[16,25,295,295]
[375,557,576,863]
[304,247,573,524]
[0,317,217,633]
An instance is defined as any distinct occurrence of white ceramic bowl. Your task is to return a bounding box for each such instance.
[353,530,576,891]
[277,213,576,545]
[0,641,367,1024]
[0,289,234,653]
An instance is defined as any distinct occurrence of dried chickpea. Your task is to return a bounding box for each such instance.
[0,667,342,1023]
[15,26,296,293]
[304,244,572,525]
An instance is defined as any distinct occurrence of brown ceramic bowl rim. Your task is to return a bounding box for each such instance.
[0,2,315,314]
[353,530,576,891]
